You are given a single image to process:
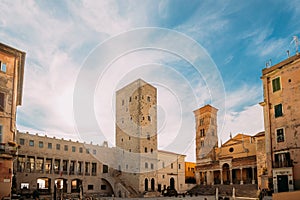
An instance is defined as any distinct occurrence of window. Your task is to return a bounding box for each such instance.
[36,157,44,173]
[147,96,151,102]
[199,118,203,126]
[21,183,29,189]
[151,163,154,169]
[276,128,285,143]
[200,129,205,137]
[39,141,43,148]
[86,148,90,154]
[171,163,173,169]
[0,126,2,143]
[148,116,151,121]
[62,160,68,173]
[0,92,5,112]
[56,144,60,150]
[272,77,281,92]
[122,99,124,105]
[85,162,90,175]
[0,61,6,73]
[129,97,131,102]
[64,145,68,151]
[229,147,234,152]
[88,185,94,190]
[200,141,204,147]
[72,146,76,152]
[103,165,108,173]
[29,140,34,147]
[17,156,26,172]
[79,147,83,153]
[48,143,52,149]
[93,149,96,155]
[145,162,148,169]
[54,159,60,174]
[274,152,292,168]
[19,138,25,145]
[274,104,283,118]
[147,134,150,140]
[92,163,97,175]
[145,147,147,153]
[101,185,107,190]
[178,164,181,169]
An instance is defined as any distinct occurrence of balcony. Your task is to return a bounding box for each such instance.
[273,160,293,168]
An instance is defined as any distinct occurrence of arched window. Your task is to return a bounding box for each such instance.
[144,178,148,191]
[151,178,155,191]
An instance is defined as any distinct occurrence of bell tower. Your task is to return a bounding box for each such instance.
[194,105,218,163]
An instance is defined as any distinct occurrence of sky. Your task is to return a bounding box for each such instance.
[1,0,300,161]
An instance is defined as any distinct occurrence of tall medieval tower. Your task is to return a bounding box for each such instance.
[194,105,218,163]
[115,79,158,193]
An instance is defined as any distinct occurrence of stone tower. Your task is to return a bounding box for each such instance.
[115,79,158,193]
[194,105,218,163]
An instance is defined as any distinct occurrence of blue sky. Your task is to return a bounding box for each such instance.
[1,0,299,161]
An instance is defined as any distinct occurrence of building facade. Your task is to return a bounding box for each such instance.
[157,150,186,193]
[185,162,196,184]
[0,43,25,199]
[261,53,300,193]
[194,105,263,187]
[115,79,158,194]
[15,131,115,199]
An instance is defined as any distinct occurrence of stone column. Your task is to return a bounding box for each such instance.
[212,171,215,185]
[52,157,55,174]
[252,167,255,184]
[230,168,233,185]
[240,168,243,185]
[220,170,223,185]
[43,157,46,174]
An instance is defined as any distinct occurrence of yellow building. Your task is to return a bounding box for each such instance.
[261,53,300,193]
[185,162,196,183]
[0,43,25,199]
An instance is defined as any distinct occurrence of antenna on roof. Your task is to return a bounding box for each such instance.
[291,36,299,54]
[287,50,290,58]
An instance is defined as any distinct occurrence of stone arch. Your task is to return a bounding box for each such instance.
[145,178,148,191]
[151,178,155,191]
[222,163,230,184]
[170,177,175,189]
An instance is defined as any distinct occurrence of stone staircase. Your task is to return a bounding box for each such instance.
[188,184,258,198]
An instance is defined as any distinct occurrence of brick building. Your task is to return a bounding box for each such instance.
[260,53,300,193]
[0,43,25,199]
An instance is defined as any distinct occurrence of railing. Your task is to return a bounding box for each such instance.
[273,160,292,168]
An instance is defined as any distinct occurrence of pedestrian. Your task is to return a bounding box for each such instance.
[33,189,39,200]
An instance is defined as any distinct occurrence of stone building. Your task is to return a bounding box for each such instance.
[194,105,264,187]
[14,79,188,198]
[260,53,300,193]
[15,131,115,198]
[0,43,25,199]
[157,150,186,193]
[115,79,158,194]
